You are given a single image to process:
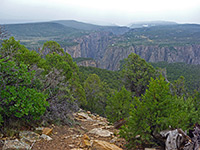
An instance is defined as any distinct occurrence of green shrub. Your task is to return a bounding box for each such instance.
[0,57,48,123]
[106,86,132,123]
[120,76,198,148]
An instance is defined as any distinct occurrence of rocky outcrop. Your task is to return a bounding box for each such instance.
[100,44,200,70]
[65,31,113,59]
[77,59,98,67]
[65,31,200,70]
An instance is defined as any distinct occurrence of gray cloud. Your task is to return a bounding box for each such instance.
[0,0,200,25]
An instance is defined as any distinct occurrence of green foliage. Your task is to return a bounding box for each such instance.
[15,48,42,66]
[4,22,88,49]
[121,53,155,96]
[192,91,200,118]
[0,37,24,58]
[68,67,87,106]
[0,107,3,125]
[83,74,111,116]
[0,57,48,122]
[0,37,85,127]
[79,66,121,90]
[151,61,200,93]
[120,76,198,148]
[41,41,64,57]
[45,53,72,81]
[122,24,200,46]
[106,86,132,123]
[171,76,187,97]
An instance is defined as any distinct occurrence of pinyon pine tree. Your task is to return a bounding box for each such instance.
[120,76,198,148]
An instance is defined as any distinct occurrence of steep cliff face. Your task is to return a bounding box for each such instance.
[65,32,113,59]
[100,44,200,70]
[65,31,200,70]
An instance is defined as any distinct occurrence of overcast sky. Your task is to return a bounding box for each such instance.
[1,0,200,25]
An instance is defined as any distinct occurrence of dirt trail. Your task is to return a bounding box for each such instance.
[32,111,126,150]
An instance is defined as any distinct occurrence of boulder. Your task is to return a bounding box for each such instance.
[76,112,93,121]
[88,128,113,137]
[19,131,40,144]
[3,139,30,150]
[92,140,123,150]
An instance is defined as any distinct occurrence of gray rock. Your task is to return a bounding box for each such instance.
[164,129,184,150]
[39,134,53,141]
[19,131,40,144]
[76,112,93,121]
[88,128,113,137]
[3,139,30,150]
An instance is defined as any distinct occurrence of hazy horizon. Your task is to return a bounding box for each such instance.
[1,0,200,26]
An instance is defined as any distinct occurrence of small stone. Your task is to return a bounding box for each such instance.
[80,139,91,148]
[110,137,118,144]
[35,127,44,134]
[103,125,114,129]
[42,127,53,135]
[64,135,71,139]
[35,127,44,131]
[69,144,75,148]
[93,122,107,126]
[39,134,53,141]
[87,111,91,114]
[92,140,123,150]
[135,135,140,138]
[72,135,82,139]
[80,134,92,148]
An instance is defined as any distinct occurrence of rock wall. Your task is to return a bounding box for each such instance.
[100,44,200,70]
[65,32,113,59]
[65,32,200,70]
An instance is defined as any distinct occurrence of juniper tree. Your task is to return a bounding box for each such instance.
[121,53,155,96]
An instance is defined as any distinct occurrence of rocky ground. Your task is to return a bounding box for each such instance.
[0,111,127,150]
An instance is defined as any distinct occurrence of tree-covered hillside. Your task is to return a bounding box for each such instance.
[3,22,89,49]
[151,61,200,93]
[79,66,121,90]
[122,24,200,46]
[52,20,129,35]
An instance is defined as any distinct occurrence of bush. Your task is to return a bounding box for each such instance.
[0,57,48,123]
[121,53,155,96]
[106,86,132,123]
[120,76,198,148]
[83,74,111,116]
